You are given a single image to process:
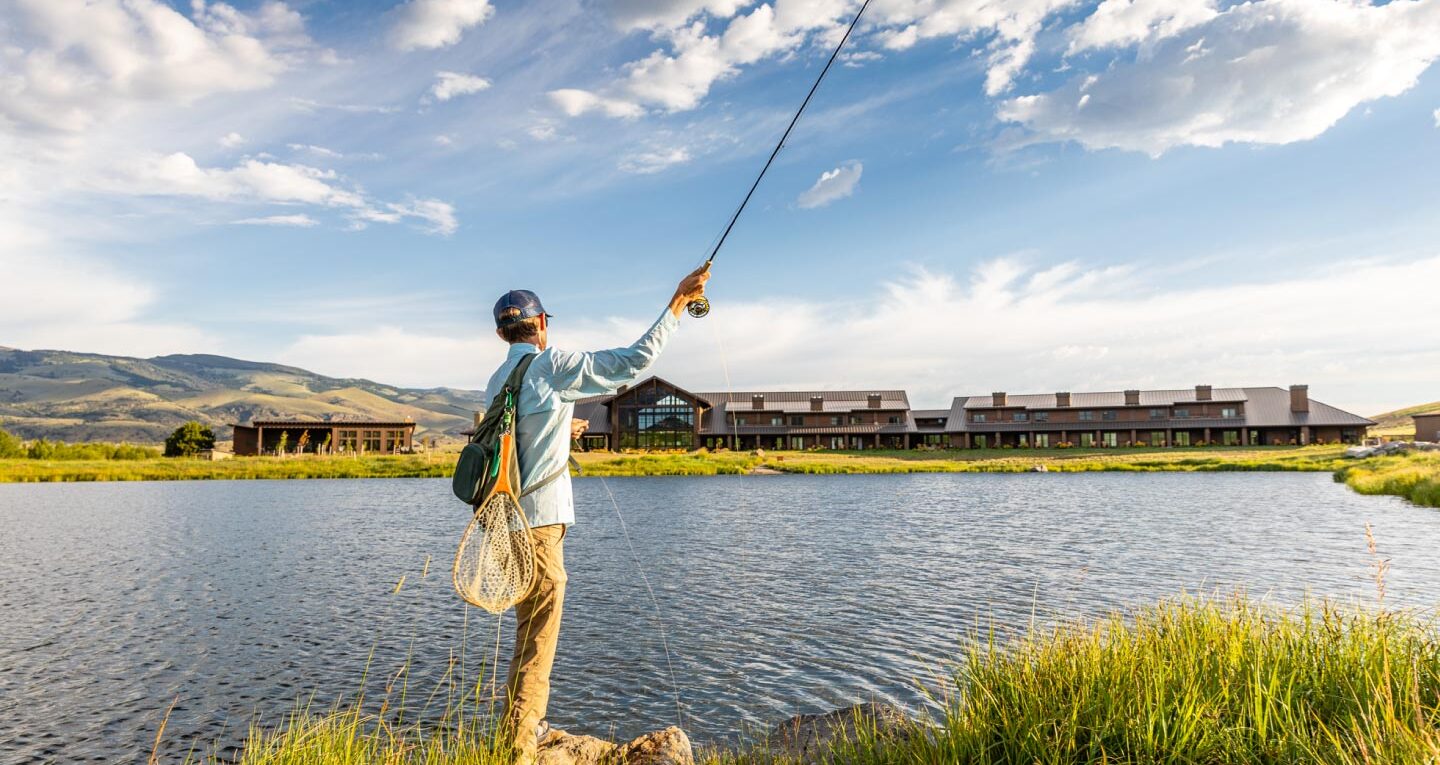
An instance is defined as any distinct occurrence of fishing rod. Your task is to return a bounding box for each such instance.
[686,0,872,318]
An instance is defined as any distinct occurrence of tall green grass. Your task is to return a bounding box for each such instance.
[213,596,1439,765]
[0,455,452,482]
[713,596,1440,764]
[1336,453,1440,508]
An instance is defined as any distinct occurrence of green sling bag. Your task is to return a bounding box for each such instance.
[451,353,581,507]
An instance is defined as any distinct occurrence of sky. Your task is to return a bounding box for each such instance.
[2,0,1439,414]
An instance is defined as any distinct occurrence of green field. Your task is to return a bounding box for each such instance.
[212,595,1440,765]
[0,454,453,482]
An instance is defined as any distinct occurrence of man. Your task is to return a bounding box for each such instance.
[484,265,709,764]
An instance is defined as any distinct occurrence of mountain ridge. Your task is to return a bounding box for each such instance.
[0,347,486,443]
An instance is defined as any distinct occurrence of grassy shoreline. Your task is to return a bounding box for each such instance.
[4,446,1438,510]
[215,595,1440,764]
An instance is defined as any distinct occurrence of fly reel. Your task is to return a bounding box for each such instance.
[686,296,711,318]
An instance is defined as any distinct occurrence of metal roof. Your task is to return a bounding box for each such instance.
[235,420,416,428]
[1238,387,1375,428]
[962,388,1248,409]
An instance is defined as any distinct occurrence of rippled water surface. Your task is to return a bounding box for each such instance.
[2,473,1439,763]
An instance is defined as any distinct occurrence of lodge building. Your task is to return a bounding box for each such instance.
[569,380,1373,450]
[232,419,416,456]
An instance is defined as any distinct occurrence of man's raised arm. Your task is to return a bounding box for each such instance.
[549,265,709,402]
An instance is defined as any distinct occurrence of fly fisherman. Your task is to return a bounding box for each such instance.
[485,265,710,765]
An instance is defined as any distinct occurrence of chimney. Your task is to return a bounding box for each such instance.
[810,395,824,412]
[752,394,765,410]
[992,392,1007,407]
[1195,384,1212,401]
[867,393,882,409]
[1056,392,1071,408]
[1290,384,1309,413]
[1124,389,1140,406]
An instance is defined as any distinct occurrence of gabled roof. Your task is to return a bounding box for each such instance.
[1239,387,1375,427]
[962,388,1248,409]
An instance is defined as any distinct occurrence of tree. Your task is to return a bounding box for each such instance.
[276,431,289,456]
[297,430,311,454]
[165,421,215,457]
[0,425,22,458]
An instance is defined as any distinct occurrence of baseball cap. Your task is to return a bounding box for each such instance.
[493,289,552,328]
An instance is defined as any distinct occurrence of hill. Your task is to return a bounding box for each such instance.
[1368,401,1440,439]
[0,347,485,443]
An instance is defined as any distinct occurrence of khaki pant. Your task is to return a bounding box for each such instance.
[504,523,567,758]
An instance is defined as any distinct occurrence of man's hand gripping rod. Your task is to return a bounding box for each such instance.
[686,0,871,319]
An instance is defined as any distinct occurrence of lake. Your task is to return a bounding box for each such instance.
[1,473,1437,763]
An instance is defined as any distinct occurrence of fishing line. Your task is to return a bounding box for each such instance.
[686,0,872,318]
[597,474,685,729]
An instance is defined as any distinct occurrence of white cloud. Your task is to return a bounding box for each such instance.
[349,198,458,236]
[1000,0,1440,155]
[527,121,561,142]
[435,134,455,146]
[548,89,644,119]
[797,161,862,208]
[287,143,343,159]
[618,147,692,174]
[1067,0,1218,53]
[607,0,752,31]
[232,214,320,227]
[387,0,494,51]
[219,132,247,148]
[98,153,367,207]
[1434,108,1440,128]
[430,71,492,102]
[0,0,318,135]
[0,221,209,356]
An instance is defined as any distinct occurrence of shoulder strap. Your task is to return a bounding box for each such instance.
[504,352,539,394]
[519,456,582,498]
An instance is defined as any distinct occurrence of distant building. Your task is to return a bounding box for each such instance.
[567,379,1373,450]
[1413,413,1440,443]
[231,419,416,456]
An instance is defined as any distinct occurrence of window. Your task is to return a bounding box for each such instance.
[1174,431,1191,446]
[1102,410,1117,421]
[1174,408,1190,418]
[363,430,382,452]
[1149,408,1166,419]
[1018,435,1029,447]
[973,413,988,423]
[1223,430,1240,446]
[888,415,902,425]
[734,416,748,426]
[1035,433,1050,448]
[616,386,696,449]
[384,430,404,453]
[974,435,988,448]
[337,429,358,452]
[791,437,805,449]
[770,416,784,426]
[790,415,804,427]
[1102,432,1118,447]
[830,416,843,426]
[1014,412,1029,422]
[1034,412,1049,422]
[1080,433,1095,447]
[1221,407,1238,418]
[1150,431,1166,447]
[1079,411,1095,421]
[849,415,863,425]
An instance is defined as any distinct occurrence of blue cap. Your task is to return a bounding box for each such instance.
[493,289,551,328]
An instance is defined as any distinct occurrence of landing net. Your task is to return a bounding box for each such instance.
[452,492,535,614]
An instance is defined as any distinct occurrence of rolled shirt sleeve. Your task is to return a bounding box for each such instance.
[548,309,680,402]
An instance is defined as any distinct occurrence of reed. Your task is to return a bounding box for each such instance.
[1335,452,1440,508]
[712,596,1440,764]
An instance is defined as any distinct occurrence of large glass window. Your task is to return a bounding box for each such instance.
[338,430,358,452]
[1223,430,1240,446]
[1102,432,1118,447]
[1035,433,1050,448]
[363,430,382,452]
[1174,431,1191,446]
[1080,433,1095,447]
[616,384,696,449]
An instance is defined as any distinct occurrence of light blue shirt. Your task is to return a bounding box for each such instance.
[482,309,680,528]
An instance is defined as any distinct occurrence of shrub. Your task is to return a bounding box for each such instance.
[0,426,22,458]
[165,421,216,457]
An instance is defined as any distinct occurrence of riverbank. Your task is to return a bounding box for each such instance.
[1336,452,1440,508]
[0,445,1347,482]
[215,595,1440,764]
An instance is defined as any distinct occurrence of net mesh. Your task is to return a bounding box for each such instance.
[452,492,535,614]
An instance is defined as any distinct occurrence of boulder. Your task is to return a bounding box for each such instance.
[536,726,693,765]
[614,726,694,765]
[537,729,616,765]
[759,702,914,764]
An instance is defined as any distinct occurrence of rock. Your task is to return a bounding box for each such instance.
[1030,465,1048,472]
[535,726,693,765]
[1345,446,1376,458]
[614,726,694,765]
[748,466,784,475]
[537,728,616,765]
[759,702,914,764]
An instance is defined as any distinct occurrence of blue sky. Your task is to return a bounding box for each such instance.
[3,0,1439,413]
